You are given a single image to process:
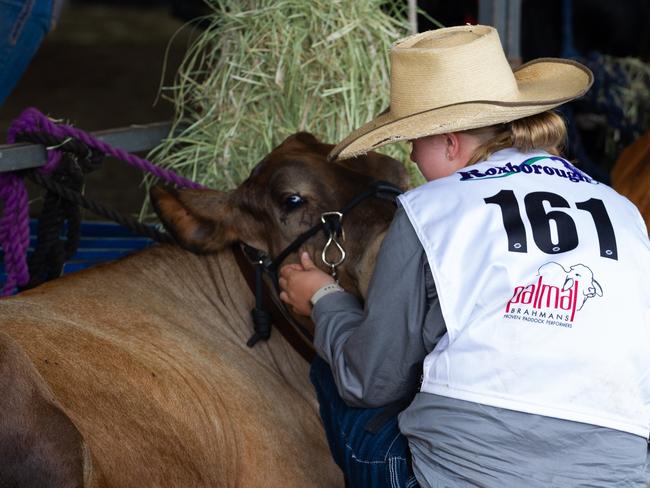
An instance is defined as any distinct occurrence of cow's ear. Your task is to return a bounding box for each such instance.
[278,132,333,154]
[336,152,410,190]
[150,186,241,253]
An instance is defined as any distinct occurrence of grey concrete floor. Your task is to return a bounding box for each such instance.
[0,3,197,220]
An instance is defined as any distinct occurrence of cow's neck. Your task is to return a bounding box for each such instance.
[129,244,316,403]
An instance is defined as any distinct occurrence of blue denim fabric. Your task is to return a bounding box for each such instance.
[0,0,53,106]
[310,357,419,488]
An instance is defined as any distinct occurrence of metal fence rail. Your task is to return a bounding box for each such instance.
[0,121,174,173]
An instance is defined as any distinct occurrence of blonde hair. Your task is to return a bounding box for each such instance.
[465,111,568,166]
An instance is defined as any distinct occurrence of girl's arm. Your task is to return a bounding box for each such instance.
[313,207,446,408]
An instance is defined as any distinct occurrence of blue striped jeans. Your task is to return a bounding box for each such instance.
[310,356,419,488]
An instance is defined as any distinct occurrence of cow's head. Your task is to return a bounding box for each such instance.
[151,132,409,299]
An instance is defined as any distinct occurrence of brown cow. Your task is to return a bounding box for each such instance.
[0,132,408,487]
[611,130,650,231]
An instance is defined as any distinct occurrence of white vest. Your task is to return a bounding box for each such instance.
[399,148,650,438]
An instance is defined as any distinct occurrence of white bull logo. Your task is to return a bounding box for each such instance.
[537,262,603,311]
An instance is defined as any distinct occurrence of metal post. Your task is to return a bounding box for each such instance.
[479,0,507,39]
[478,0,521,65]
[506,0,521,65]
[408,0,418,35]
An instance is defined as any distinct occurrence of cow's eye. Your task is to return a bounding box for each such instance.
[283,194,305,211]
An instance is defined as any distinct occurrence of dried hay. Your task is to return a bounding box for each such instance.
[144,0,425,217]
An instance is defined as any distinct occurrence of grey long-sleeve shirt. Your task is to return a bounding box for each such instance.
[313,206,649,488]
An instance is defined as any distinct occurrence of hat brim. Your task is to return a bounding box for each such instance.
[329,58,593,161]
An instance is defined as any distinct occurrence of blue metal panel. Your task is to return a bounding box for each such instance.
[0,220,155,280]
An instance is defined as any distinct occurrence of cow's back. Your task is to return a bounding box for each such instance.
[612,130,650,230]
[0,245,340,487]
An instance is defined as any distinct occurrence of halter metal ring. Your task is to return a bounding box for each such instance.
[321,211,342,225]
[321,211,345,240]
[320,211,346,269]
[322,234,346,268]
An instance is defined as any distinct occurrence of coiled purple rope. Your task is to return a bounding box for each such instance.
[0,107,204,296]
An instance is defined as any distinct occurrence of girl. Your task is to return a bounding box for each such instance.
[280,25,650,488]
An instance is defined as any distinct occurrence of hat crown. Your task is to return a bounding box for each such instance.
[390,25,518,117]
[328,25,593,161]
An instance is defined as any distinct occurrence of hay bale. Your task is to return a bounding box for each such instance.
[146,0,422,214]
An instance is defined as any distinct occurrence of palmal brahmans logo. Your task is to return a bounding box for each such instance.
[504,262,603,327]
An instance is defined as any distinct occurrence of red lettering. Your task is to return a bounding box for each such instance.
[532,276,543,308]
[506,286,524,312]
[570,280,579,321]
[507,275,581,322]
[539,284,559,308]
[559,285,573,310]
[520,284,535,305]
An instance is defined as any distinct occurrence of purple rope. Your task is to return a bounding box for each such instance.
[0,173,30,295]
[0,107,204,296]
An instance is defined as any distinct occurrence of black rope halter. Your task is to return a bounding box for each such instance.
[239,180,403,348]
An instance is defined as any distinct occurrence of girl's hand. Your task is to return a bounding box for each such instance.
[279,252,334,316]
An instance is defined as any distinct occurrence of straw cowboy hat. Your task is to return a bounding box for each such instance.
[328,24,593,161]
